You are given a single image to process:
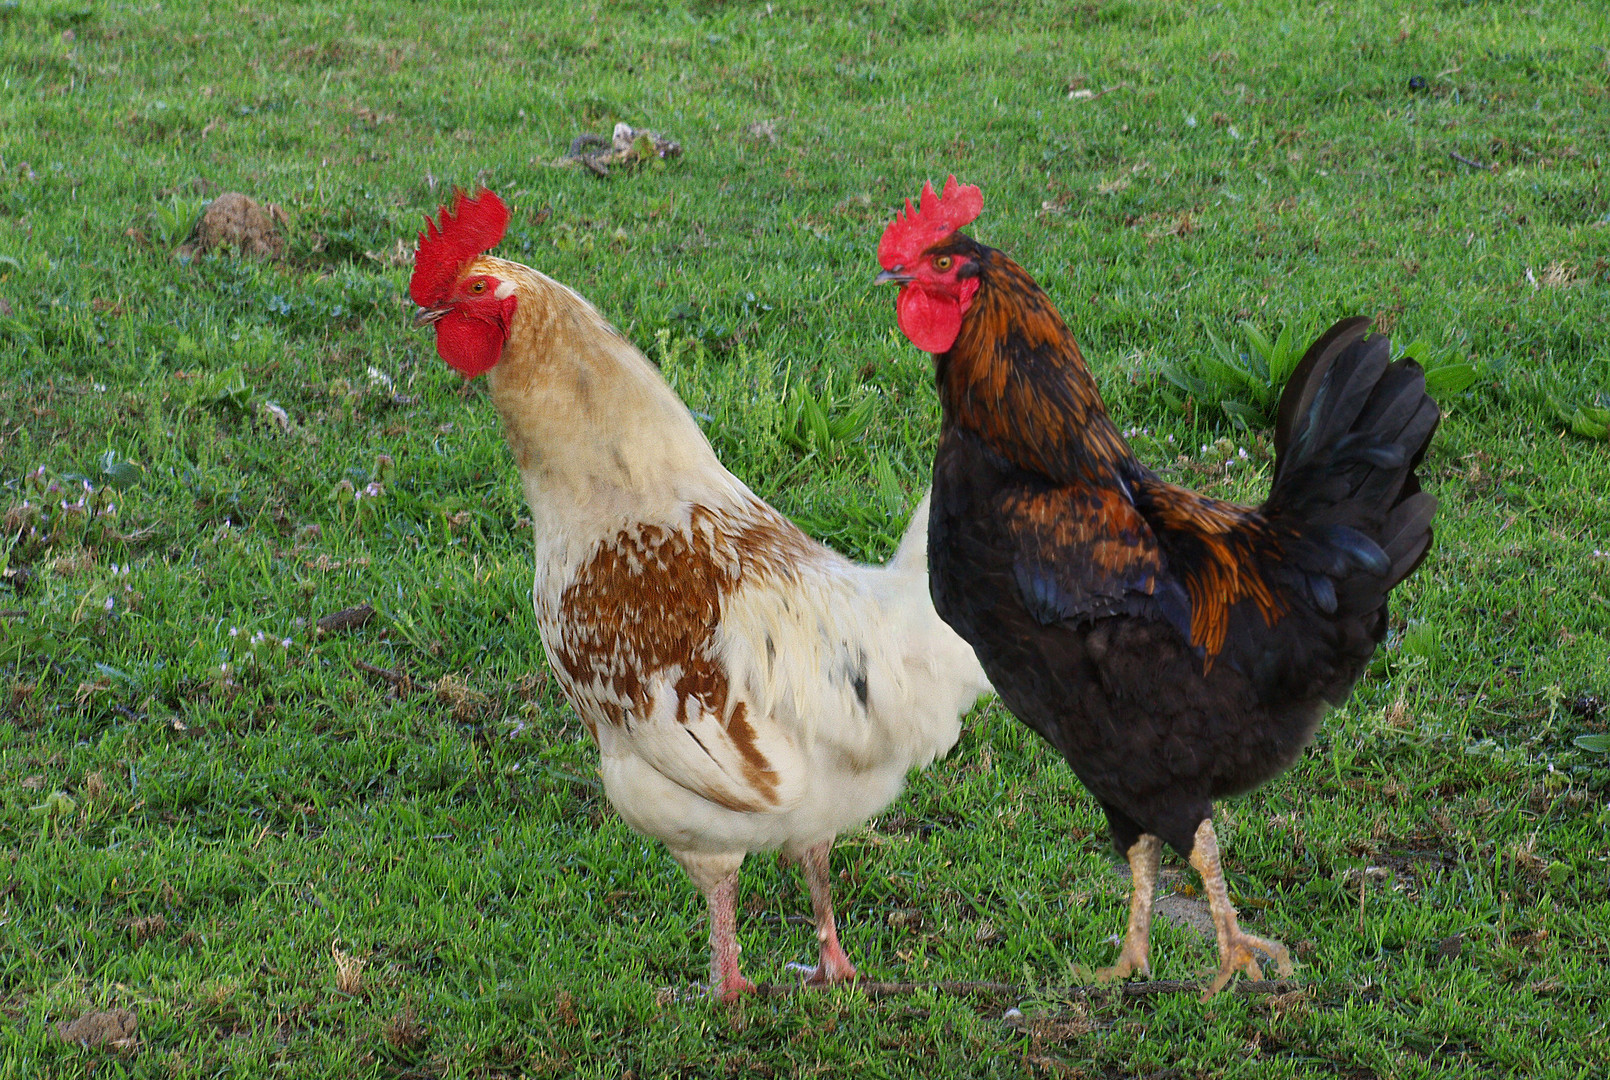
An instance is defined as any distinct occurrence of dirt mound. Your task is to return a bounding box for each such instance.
[57,1008,138,1052]
[179,192,287,258]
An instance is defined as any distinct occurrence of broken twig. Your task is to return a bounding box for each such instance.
[1449,151,1490,171]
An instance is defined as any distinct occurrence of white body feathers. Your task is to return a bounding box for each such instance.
[476,258,991,890]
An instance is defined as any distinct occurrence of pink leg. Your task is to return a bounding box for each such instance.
[785,841,858,985]
[705,870,756,1001]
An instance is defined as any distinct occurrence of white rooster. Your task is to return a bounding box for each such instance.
[408,189,991,998]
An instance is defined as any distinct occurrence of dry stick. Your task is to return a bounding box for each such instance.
[353,659,413,693]
[1449,151,1490,170]
[752,978,1299,1001]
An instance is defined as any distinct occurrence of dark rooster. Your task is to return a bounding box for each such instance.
[876,177,1439,995]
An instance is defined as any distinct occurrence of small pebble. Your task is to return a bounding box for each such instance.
[1003,1007,1024,1022]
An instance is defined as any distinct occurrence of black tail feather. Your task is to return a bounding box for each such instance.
[1265,317,1441,594]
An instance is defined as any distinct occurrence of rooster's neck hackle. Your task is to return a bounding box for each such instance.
[937,244,1138,488]
[478,258,731,515]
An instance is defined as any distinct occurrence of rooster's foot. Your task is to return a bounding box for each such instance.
[1204,930,1292,999]
[1093,946,1151,984]
[785,947,858,987]
[714,971,758,1002]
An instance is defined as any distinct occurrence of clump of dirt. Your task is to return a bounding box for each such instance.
[57,1008,138,1052]
[560,123,681,177]
[178,193,288,259]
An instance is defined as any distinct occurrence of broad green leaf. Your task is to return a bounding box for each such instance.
[1423,362,1478,396]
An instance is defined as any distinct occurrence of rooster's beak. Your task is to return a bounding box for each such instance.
[872,269,912,287]
[413,306,450,328]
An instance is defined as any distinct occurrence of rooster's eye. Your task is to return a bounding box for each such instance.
[933,255,954,271]
[470,281,487,294]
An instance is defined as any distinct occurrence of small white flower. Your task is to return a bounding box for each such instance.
[280,637,293,648]
[103,596,115,613]
[229,627,240,637]
[1238,447,1249,459]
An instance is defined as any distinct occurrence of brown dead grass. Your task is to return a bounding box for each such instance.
[332,943,367,996]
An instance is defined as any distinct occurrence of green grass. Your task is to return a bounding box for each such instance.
[2,0,1609,1075]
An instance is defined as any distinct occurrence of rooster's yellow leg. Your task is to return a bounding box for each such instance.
[1095,833,1162,982]
[1189,819,1293,999]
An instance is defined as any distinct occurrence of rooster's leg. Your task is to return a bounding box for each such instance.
[704,869,756,1001]
[1095,833,1162,982]
[784,840,858,985]
[1189,819,1293,999]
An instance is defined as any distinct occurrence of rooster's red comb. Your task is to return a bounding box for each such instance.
[877,176,983,271]
[408,188,511,308]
